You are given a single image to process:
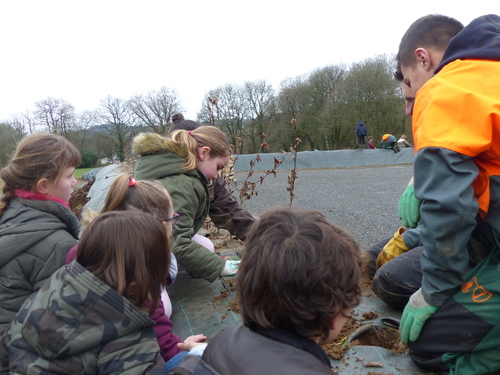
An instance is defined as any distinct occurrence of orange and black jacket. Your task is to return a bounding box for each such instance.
[412,14,500,306]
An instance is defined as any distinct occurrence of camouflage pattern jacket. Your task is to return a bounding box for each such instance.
[0,261,165,374]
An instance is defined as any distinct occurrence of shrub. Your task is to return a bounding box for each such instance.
[79,150,100,168]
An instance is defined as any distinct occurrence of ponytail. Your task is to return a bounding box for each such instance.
[103,173,173,221]
[171,126,231,171]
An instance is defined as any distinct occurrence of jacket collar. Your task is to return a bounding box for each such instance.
[253,326,331,367]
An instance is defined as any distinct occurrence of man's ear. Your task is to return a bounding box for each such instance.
[415,48,433,71]
[197,146,211,161]
[35,178,50,195]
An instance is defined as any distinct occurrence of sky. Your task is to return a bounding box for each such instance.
[1,1,498,123]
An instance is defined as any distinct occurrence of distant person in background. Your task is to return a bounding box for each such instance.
[367,136,376,149]
[170,120,256,241]
[356,120,368,149]
[171,113,185,125]
[398,134,413,148]
[379,134,400,152]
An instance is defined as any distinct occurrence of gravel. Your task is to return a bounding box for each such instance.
[234,164,414,251]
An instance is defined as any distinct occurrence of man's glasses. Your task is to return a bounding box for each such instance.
[164,213,180,225]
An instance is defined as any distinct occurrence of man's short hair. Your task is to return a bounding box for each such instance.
[237,207,362,340]
[397,14,463,68]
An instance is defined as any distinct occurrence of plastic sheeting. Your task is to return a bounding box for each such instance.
[234,148,414,172]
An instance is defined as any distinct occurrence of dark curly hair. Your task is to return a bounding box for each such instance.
[237,207,362,340]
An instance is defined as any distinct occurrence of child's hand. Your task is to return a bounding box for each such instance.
[178,334,207,351]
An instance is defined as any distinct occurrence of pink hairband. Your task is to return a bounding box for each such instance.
[129,177,136,187]
[188,130,193,136]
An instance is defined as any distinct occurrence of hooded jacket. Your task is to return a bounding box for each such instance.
[0,198,80,331]
[0,261,165,374]
[133,133,225,282]
[356,121,367,136]
[412,14,500,305]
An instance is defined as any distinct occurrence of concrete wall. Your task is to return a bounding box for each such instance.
[233,147,415,171]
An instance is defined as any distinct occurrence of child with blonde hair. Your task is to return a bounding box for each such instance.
[0,133,81,331]
[133,126,240,282]
[65,173,207,362]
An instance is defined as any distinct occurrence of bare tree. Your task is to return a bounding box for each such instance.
[97,96,134,162]
[198,84,249,147]
[243,80,276,153]
[68,109,99,150]
[34,97,75,136]
[10,111,39,135]
[128,86,183,134]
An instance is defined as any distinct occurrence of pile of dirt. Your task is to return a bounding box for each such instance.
[69,179,94,220]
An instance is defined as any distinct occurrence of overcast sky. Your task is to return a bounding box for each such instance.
[1,1,498,122]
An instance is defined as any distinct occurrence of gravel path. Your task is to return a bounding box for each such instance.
[235,164,414,251]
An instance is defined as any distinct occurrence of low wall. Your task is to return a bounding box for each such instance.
[233,147,415,171]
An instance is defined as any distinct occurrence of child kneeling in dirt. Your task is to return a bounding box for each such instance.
[168,207,363,375]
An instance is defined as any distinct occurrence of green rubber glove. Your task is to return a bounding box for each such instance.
[398,177,421,228]
[400,288,438,345]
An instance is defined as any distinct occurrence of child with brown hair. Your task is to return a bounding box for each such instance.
[367,136,376,149]
[0,132,81,331]
[1,211,169,374]
[170,207,363,375]
[65,173,207,362]
[133,126,240,282]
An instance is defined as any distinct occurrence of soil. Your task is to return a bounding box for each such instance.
[69,179,94,219]
[350,325,401,351]
[70,179,405,365]
[322,318,403,361]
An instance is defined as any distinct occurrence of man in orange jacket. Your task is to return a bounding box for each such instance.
[397,14,500,374]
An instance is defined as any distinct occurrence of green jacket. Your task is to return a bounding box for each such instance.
[0,198,80,331]
[0,261,165,374]
[133,133,225,282]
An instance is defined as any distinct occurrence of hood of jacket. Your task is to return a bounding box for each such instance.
[132,132,201,181]
[436,14,500,73]
[0,199,80,269]
[12,261,153,359]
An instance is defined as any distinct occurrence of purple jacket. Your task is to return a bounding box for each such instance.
[65,245,183,361]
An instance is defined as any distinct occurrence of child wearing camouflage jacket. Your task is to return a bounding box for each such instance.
[0,212,169,374]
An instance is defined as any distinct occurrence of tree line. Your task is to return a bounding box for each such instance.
[0,54,411,168]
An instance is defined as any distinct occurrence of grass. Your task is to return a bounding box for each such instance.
[74,167,94,180]
[0,167,94,189]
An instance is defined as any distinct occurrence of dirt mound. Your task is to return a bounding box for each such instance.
[69,180,94,220]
